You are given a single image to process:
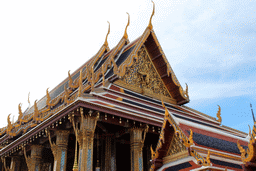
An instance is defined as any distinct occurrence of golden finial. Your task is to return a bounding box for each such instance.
[206,150,211,165]
[33,100,39,121]
[18,103,23,121]
[7,114,12,127]
[7,113,13,134]
[104,21,110,47]
[189,129,194,144]
[148,0,155,30]
[216,105,222,123]
[78,69,83,97]
[28,92,30,107]
[123,12,130,39]
[68,70,73,86]
[46,88,51,106]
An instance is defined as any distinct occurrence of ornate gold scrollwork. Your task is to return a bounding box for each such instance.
[119,46,172,99]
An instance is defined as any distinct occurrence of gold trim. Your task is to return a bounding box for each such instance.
[163,151,189,164]
[192,147,241,161]
[114,80,176,104]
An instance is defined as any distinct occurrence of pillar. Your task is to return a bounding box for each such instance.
[24,144,43,171]
[105,136,116,171]
[50,130,70,171]
[73,109,99,171]
[10,156,21,171]
[2,156,21,171]
[129,127,148,171]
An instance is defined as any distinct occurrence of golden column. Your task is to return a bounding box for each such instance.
[129,127,148,171]
[72,108,99,171]
[24,144,44,171]
[49,130,70,171]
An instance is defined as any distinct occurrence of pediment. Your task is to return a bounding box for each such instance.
[115,46,176,104]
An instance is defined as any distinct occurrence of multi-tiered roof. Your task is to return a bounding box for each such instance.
[0,2,254,170]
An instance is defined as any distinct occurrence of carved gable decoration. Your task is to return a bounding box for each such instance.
[116,46,175,103]
[163,133,188,164]
[166,133,186,156]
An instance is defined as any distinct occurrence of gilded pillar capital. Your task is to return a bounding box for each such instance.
[56,130,70,147]
[31,145,44,159]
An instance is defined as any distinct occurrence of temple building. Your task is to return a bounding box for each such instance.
[0,2,255,171]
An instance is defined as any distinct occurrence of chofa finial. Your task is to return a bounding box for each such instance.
[28,92,30,107]
[104,21,110,47]
[148,0,155,30]
[216,105,222,123]
[123,12,130,39]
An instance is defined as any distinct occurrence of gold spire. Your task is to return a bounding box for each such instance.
[216,105,222,123]
[123,12,130,39]
[104,21,110,47]
[148,0,155,30]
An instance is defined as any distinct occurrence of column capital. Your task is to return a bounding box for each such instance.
[31,144,44,159]
[56,130,70,146]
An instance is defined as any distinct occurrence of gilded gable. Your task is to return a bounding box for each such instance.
[115,46,175,103]
[163,133,188,164]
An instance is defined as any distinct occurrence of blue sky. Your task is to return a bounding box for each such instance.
[158,0,256,133]
[0,0,255,133]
